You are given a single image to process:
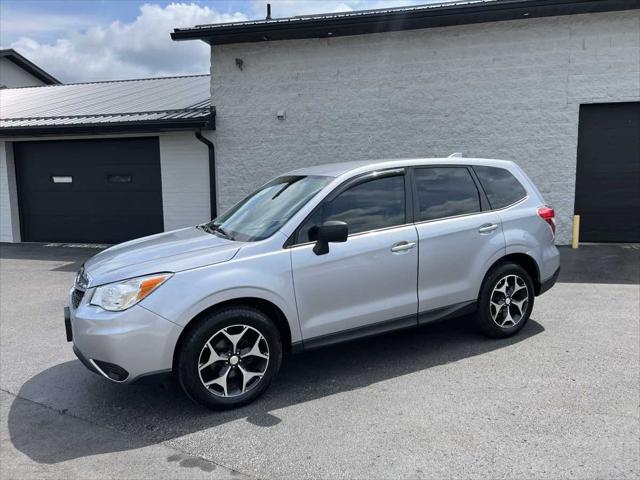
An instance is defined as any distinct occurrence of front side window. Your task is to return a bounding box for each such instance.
[203,175,331,242]
[297,174,406,242]
[473,165,527,209]
[415,167,481,221]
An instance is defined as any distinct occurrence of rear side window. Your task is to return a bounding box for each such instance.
[473,166,527,209]
[414,167,481,221]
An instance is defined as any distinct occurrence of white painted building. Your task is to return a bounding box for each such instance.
[0,76,215,243]
[173,0,640,244]
[1,1,638,246]
[0,49,60,88]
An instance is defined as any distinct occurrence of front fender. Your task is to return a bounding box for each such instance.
[140,247,302,344]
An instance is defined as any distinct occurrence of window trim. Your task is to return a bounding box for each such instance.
[409,165,487,224]
[284,163,531,248]
[284,167,410,248]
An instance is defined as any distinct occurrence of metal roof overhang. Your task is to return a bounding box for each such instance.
[0,118,213,138]
[0,113,215,138]
[171,0,640,45]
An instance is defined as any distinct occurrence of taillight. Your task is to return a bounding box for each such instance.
[537,206,556,236]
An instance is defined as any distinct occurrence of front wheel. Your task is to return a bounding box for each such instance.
[176,306,282,410]
[475,263,534,338]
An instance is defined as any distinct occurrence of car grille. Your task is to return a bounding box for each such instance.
[72,288,85,309]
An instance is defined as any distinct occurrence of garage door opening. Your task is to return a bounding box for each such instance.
[574,102,640,243]
[15,137,164,244]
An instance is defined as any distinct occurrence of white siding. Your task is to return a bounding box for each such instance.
[159,132,212,230]
[0,141,21,242]
[1,133,212,242]
[211,11,640,244]
[0,58,47,88]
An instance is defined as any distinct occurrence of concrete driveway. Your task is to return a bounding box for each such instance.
[1,243,638,479]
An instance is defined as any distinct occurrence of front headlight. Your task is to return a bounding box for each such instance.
[90,273,172,312]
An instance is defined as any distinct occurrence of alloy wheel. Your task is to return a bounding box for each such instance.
[489,274,529,328]
[197,324,270,397]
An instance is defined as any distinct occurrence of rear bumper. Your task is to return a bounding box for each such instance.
[538,266,560,296]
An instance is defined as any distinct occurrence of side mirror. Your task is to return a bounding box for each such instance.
[313,221,348,255]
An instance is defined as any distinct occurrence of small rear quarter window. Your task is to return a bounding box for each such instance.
[473,166,527,209]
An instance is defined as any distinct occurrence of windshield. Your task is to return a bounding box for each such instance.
[201,175,331,242]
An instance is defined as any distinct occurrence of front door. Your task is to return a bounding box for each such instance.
[412,166,505,320]
[290,171,419,345]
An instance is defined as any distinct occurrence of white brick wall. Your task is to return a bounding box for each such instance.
[211,11,640,244]
[0,141,21,242]
[159,131,212,230]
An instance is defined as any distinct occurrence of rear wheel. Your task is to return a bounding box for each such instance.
[475,263,534,338]
[177,306,282,410]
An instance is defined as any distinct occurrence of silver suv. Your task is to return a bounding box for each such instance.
[65,158,560,409]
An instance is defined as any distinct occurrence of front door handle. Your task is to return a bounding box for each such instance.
[478,223,499,234]
[390,241,416,253]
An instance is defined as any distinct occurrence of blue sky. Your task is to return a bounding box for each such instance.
[0,0,435,82]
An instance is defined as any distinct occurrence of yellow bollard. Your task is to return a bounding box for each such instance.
[572,215,580,249]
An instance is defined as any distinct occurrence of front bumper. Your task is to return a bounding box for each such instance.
[68,289,183,383]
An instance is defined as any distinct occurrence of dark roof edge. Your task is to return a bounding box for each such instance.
[0,49,61,85]
[2,107,211,122]
[0,117,215,139]
[171,0,640,45]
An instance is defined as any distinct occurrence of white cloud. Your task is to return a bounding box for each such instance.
[2,1,440,83]
[4,3,247,82]
[250,0,430,18]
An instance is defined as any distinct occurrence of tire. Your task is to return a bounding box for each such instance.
[474,262,535,338]
[176,306,282,410]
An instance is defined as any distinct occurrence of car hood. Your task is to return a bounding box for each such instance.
[83,227,242,286]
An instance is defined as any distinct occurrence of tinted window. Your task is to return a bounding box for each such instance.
[415,167,481,221]
[297,174,405,241]
[474,166,527,209]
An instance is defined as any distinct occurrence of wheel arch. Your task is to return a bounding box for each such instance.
[488,253,542,295]
[172,297,294,372]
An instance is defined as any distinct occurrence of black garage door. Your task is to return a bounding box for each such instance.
[15,137,164,243]
[575,102,640,243]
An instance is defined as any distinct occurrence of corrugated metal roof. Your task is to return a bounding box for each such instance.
[0,75,212,132]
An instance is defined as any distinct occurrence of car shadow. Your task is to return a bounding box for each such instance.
[0,243,105,272]
[8,316,544,464]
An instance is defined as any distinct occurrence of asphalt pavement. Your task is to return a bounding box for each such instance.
[0,242,638,479]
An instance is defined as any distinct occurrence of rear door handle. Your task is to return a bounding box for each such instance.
[478,223,499,234]
[390,241,416,253]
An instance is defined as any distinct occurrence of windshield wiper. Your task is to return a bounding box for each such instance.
[214,226,232,239]
[207,223,234,240]
[198,223,235,240]
[197,223,214,234]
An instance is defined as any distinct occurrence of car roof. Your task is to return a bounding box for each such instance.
[287,157,517,178]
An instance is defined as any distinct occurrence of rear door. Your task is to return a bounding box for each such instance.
[412,166,505,322]
[290,169,419,345]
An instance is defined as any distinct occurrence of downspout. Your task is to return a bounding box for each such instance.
[195,130,217,219]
